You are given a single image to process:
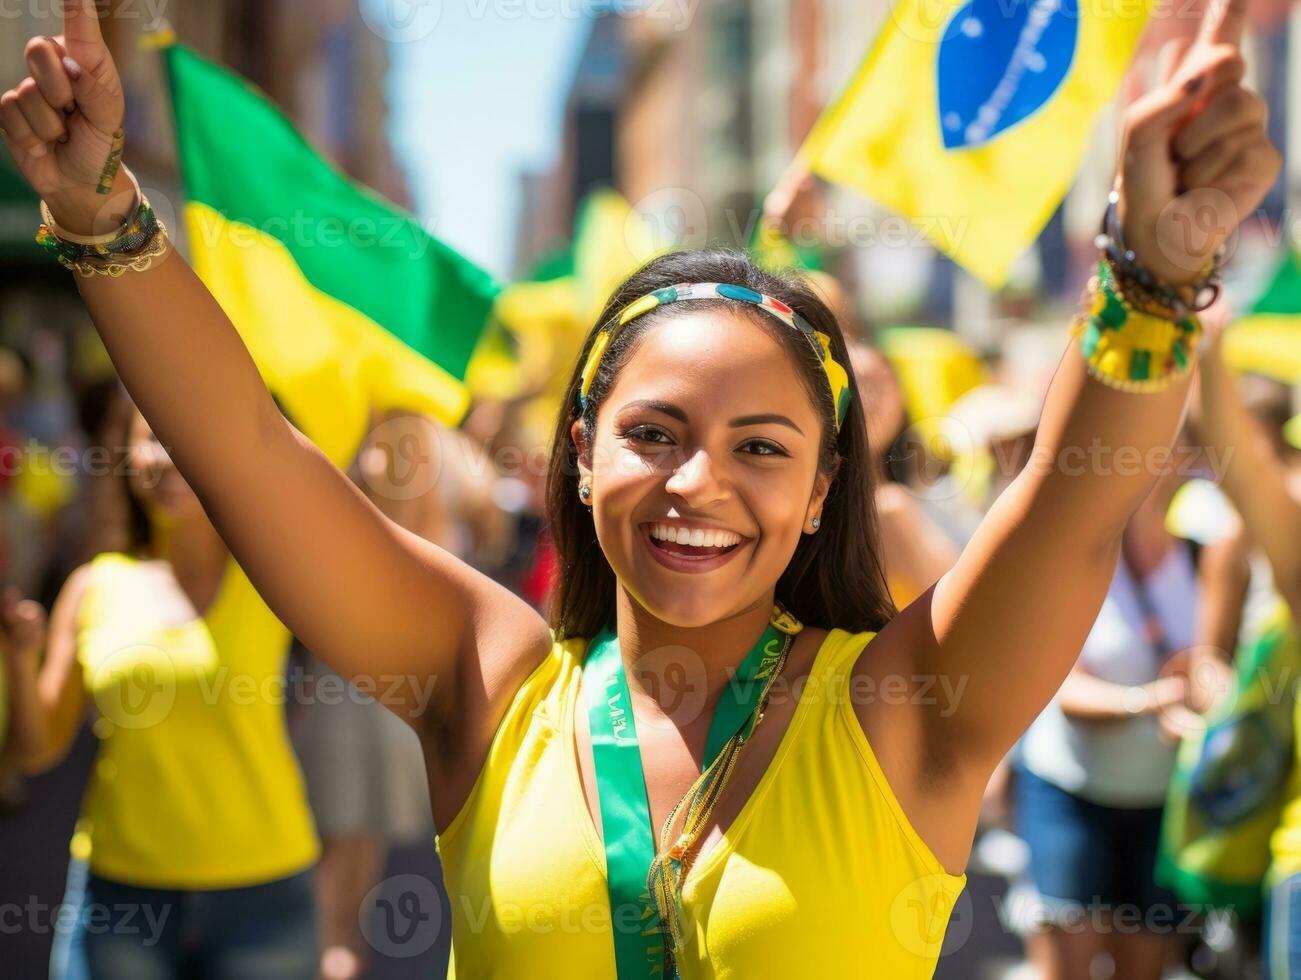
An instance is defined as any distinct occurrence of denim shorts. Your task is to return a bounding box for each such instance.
[1014,766,1181,927]
[49,858,317,980]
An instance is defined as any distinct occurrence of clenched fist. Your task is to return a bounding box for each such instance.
[0,0,129,236]
[1117,0,1281,288]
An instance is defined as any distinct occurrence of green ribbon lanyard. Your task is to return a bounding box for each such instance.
[583,608,796,979]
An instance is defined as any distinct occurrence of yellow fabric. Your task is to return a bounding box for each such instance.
[1263,604,1301,882]
[1224,316,1301,384]
[185,202,469,467]
[72,552,318,888]
[437,627,966,978]
[574,189,659,325]
[800,0,1150,287]
[880,327,987,448]
[13,444,76,519]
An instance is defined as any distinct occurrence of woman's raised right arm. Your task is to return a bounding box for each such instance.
[0,3,550,731]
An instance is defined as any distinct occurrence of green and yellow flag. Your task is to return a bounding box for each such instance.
[800,0,1152,288]
[163,42,499,465]
[1228,251,1301,383]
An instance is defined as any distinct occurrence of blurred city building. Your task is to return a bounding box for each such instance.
[510,0,1297,344]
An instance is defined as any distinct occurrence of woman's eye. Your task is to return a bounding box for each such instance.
[621,426,672,445]
[619,427,786,458]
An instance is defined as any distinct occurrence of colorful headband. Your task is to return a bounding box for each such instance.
[577,282,853,431]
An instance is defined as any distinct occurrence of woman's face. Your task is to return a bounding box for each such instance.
[126,410,202,519]
[572,309,833,628]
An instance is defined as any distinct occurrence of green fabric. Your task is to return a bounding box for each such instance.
[527,247,575,283]
[1251,251,1301,315]
[163,44,498,381]
[704,622,791,761]
[584,615,793,977]
[584,629,666,978]
[1157,608,1301,916]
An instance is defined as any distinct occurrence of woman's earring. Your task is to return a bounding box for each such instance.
[810,516,821,531]
[579,483,593,505]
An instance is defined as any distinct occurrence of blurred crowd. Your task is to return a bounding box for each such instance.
[0,259,1297,980]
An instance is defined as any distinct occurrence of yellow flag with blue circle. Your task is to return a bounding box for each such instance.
[802,0,1152,287]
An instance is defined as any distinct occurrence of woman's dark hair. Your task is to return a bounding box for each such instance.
[111,393,155,555]
[544,248,896,640]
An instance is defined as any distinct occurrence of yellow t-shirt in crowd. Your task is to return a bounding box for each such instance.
[437,627,967,978]
[72,552,318,888]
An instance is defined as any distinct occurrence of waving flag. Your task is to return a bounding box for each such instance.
[800,0,1152,287]
[163,42,499,465]
[1227,250,1301,383]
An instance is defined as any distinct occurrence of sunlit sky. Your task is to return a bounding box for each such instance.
[378,1,594,278]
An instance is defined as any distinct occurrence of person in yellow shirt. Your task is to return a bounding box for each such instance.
[6,399,318,979]
[0,0,1276,975]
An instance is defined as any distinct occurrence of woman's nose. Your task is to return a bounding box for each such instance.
[664,447,729,505]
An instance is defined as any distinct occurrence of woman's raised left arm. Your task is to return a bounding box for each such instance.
[866,0,1279,839]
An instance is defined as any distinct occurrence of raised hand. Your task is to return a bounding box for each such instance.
[0,0,127,234]
[1117,0,1280,287]
[0,586,47,667]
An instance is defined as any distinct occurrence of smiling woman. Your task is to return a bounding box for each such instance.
[0,0,1282,976]
[547,250,893,643]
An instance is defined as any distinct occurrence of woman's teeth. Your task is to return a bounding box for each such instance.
[648,523,741,549]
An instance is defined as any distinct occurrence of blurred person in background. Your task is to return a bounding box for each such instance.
[5,400,318,979]
[1,586,47,785]
[1196,306,1301,979]
[0,343,74,813]
[1014,456,1245,980]
[848,341,959,607]
[291,409,507,980]
[473,390,567,610]
[0,0,1276,975]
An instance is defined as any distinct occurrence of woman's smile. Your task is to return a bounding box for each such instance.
[639,520,752,573]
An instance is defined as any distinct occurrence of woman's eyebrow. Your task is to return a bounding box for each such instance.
[618,399,688,422]
[617,400,803,436]
[729,413,803,435]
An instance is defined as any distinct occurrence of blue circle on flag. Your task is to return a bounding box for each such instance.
[936,0,1079,150]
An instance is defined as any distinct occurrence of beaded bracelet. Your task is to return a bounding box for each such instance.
[1074,259,1202,393]
[1094,189,1222,316]
[35,169,170,277]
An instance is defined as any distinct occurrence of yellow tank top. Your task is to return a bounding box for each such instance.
[73,552,319,888]
[437,627,967,978]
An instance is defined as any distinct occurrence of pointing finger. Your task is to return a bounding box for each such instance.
[1157,37,1193,87]
[64,0,105,48]
[1199,0,1247,49]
